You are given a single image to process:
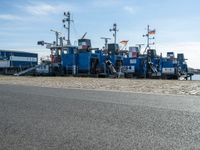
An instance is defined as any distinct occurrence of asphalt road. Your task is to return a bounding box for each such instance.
[0,84,200,150]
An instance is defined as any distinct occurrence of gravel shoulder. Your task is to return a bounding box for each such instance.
[0,76,200,96]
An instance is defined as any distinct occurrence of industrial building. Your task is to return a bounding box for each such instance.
[0,50,38,74]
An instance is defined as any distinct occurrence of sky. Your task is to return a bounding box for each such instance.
[0,0,200,68]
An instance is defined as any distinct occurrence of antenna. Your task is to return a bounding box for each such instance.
[101,37,111,49]
[63,11,73,46]
[109,23,118,44]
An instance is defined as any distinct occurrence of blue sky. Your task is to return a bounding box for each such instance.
[0,0,200,68]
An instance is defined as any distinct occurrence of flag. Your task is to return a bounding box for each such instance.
[148,29,156,35]
[120,40,129,45]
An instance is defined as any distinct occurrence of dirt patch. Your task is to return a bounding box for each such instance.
[0,76,200,96]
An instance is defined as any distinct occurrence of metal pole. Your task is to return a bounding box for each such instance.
[147,25,150,49]
[67,12,70,46]
[110,23,118,44]
[143,25,150,54]
[105,39,108,48]
[63,11,72,46]
[50,29,61,46]
[101,37,111,49]
[114,24,117,44]
[56,32,59,46]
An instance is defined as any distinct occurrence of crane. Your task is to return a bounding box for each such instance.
[101,37,111,49]
[50,29,62,46]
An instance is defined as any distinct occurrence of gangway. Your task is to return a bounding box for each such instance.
[14,65,41,76]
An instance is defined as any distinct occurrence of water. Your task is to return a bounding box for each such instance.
[192,74,200,81]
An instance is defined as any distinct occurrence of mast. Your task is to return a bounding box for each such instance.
[143,25,155,54]
[109,23,118,44]
[63,12,73,46]
[147,25,150,49]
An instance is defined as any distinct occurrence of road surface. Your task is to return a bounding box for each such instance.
[0,84,200,150]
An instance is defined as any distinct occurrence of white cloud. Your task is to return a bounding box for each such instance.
[0,14,22,20]
[25,4,57,15]
[123,6,139,14]
[24,2,78,16]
